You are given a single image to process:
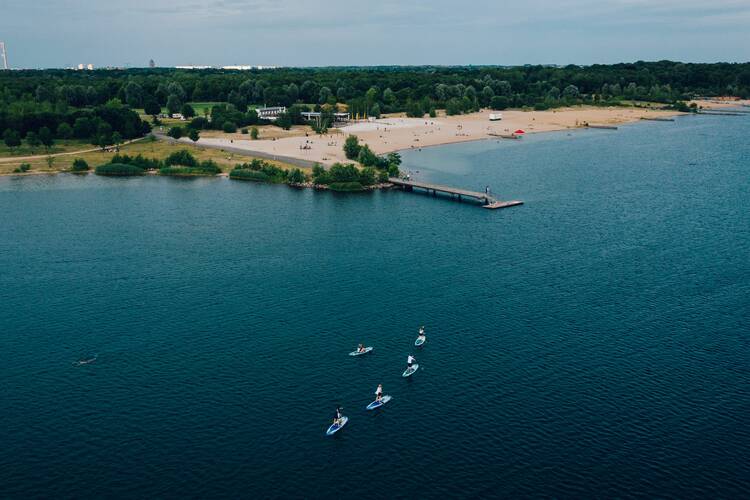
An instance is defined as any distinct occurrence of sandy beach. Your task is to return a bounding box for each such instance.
[186,101,748,166]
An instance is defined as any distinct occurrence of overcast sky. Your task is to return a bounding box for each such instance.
[2,0,749,68]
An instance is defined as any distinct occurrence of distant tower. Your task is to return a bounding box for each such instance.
[149,59,155,68]
[0,42,8,70]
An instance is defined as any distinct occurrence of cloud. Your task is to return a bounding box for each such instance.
[1,0,747,67]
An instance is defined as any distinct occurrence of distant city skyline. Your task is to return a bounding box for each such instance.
[1,0,749,69]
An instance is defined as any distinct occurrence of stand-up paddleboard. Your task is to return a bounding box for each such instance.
[366,395,392,410]
[415,336,426,347]
[326,416,348,436]
[402,364,419,377]
[349,347,373,356]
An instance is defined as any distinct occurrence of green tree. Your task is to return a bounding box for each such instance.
[250,127,259,140]
[189,129,200,142]
[166,94,182,115]
[95,123,113,149]
[71,158,89,172]
[562,84,580,100]
[343,135,361,159]
[288,168,306,184]
[168,126,184,139]
[124,81,143,108]
[38,127,54,152]
[57,122,73,139]
[144,99,161,117]
[111,132,123,149]
[357,144,378,167]
[3,129,22,152]
[26,131,41,153]
[406,100,424,118]
[276,112,292,130]
[73,117,94,139]
[445,98,463,116]
[383,88,396,105]
[491,96,509,110]
[359,166,376,186]
[386,152,402,167]
[481,86,495,106]
[222,121,237,133]
[312,164,330,184]
[181,103,196,118]
[319,86,332,104]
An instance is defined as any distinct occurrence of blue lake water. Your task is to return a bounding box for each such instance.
[1,113,749,498]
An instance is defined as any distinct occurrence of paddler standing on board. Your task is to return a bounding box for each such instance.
[407,354,416,370]
[332,406,344,426]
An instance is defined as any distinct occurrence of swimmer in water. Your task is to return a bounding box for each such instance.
[73,354,98,366]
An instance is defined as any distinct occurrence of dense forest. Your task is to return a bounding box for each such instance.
[2,61,749,148]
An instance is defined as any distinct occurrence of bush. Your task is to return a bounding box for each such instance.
[357,145,378,167]
[229,169,270,182]
[490,96,509,110]
[167,126,184,139]
[230,159,289,183]
[359,167,376,186]
[288,168,307,184]
[312,164,330,184]
[250,127,259,140]
[110,153,161,170]
[70,158,89,172]
[223,121,238,133]
[241,128,248,134]
[95,163,144,176]
[57,123,73,139]
[164,149,198,167]
[328,182,365,192]
[188,117,209,130]
[343,135,361,159]
[160,161,220,177]
[377,170,389,183]
[13,163,31,173]
[329,163,361,183]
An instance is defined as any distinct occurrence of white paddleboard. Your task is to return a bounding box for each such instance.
[415,337,426,346]
[349,347,373,356]
[326,416,348,436]
[366,395,392,410]
[402,364,419,377]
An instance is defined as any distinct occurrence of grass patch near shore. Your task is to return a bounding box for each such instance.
[0,140,92,158]
[95,163,145,176]
[328,181,365,192]
[159,166,218,177]
[0,137,301,176]
[229,170,272,182]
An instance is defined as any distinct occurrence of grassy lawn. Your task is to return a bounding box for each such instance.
[0,137,304,176]
[0,140,93,158]
[199,124,316,141]
[189,102,223,116]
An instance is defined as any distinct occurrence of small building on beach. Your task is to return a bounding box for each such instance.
[256,106,287,121]
[301,111,351,125]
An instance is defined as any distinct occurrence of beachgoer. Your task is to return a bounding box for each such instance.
[333,407,343,425]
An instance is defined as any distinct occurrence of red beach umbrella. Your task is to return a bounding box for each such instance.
[514,129,525,134]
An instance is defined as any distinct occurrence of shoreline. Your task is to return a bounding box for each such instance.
[174,103,727,166]
[177,99,749,166]
[2,101,747,179]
